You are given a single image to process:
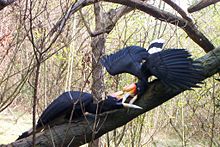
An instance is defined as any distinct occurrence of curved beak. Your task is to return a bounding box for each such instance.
[110,91,124,100]
[121,83,137,103]
[123,83,137,96]
[121,102,143,109]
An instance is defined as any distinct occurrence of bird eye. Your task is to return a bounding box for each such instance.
[113,97,117,101]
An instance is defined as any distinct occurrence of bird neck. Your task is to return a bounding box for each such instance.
[86,103,98,114]
[136,80,148,95]
[86,102,106,114]
[141,62,151,78]
[86,100,122,114]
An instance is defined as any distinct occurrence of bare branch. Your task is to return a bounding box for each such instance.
[188,0,220,13]
[80,5,134,37]
[102,0,214,52]
[110,6,134,24]
[7,46,220,147]
[162,0,192,22]
[45,0,214,52]
[91,6,134,36]
[62,0,214,52]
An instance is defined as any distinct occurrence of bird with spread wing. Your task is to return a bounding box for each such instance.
[101,39,204,104]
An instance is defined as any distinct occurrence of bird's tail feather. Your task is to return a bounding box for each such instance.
[16,129,33,140]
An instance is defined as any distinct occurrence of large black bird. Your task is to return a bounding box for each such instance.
[101,44,204,94]
[17,91,141,140]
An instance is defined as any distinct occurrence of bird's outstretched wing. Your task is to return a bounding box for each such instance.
[101,46,149,79]
[142,49,204,90]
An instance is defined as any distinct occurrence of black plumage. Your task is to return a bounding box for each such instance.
[141,49,203,90]
[101,46,149,79]
[36,91,93,129]
[17,91,125,140]
[101,46,204,91]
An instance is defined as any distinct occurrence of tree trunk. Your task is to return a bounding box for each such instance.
[90,3,106,147]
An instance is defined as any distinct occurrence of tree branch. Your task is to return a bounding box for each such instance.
[7,46,220,147]
[80,5,134,37]
[47,0,214,52]
[188,0,220,13]
[103,0,214,52]
[162,0,192,22]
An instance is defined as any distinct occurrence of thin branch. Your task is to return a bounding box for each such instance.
[80,5,134,37]
[41,0,214,52]
[8,45,220,147]
[51,0,214,52]
[103,0,214,52]
[188,0,220,13]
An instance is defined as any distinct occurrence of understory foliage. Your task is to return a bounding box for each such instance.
[0,0,219,146]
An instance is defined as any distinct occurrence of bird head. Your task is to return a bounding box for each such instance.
[108,83,142,110]
[103,96,142,110]
[109,83,137,103]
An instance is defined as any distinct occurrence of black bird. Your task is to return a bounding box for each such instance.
[17,91,141,140]
[101,45,204,94]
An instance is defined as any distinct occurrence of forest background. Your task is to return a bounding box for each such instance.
[0,0,220,146]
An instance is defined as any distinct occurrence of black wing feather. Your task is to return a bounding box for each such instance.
[101,46,149,79]
[145,49,204,90]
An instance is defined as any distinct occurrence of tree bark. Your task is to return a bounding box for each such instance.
[90,3,105,147]
[188,0,220,13]
[162,0,192,22]
[89,4,133,147]
[5,46,220,147]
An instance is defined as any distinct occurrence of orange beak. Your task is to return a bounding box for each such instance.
[122,83,137,96]
[110,91,124,100]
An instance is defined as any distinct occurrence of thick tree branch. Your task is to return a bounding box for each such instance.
[96,6,134,35]
[80,6,134,37]
[103,0,214,52]
[0,0,16,10]
[7,46,220,147]
[55,0,214,52]
[162,0,192,22]
[48,0,214,52]
[188,0,220,13]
